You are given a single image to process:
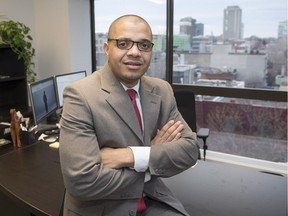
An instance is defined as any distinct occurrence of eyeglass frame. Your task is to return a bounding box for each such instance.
[107,38,154,52]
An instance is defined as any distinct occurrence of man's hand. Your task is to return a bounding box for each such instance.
[151,120,183,145]
[100,147,134,169]
[100,120,183,169]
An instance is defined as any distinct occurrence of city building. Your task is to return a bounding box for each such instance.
[195,23,204,36]
[173,35,191,52]
[223,6,243,42]
[191,36,213,53]
[173,64,196,84]
[179,17,196,36]
[278,20,287,39]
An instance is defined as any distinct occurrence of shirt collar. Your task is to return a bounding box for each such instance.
[121,81,140,94]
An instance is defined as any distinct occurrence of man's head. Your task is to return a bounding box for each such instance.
[104,15,153,88]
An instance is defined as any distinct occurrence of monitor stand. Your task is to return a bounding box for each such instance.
[35,123,60,136]
[32,111,61,138]
[46,111,59,123]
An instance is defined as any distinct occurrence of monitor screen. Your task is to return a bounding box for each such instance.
[28,76,58,125]
[55,71,87,108]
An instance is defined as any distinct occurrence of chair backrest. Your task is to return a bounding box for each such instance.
[173,90,197,132]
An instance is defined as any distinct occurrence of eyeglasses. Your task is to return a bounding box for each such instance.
[108,38,154,52]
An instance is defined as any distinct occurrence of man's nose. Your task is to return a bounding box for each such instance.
[127,43,141,56]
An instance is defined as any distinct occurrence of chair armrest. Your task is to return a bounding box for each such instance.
[197,128,210,139]
[197,128,210,160]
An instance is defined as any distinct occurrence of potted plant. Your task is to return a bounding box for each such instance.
[0,16,36,83]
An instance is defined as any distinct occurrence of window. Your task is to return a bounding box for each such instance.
[173,0,287,162]
[92,0,287,163]
[173,0,287,90]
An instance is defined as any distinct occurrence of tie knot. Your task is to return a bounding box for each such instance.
[127,89,137,100]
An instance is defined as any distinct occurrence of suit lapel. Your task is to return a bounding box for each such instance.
[100,64,144,142]
[140,77,161,145]
[99,64,162,145]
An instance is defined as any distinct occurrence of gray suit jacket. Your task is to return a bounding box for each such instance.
[59,63,198,216]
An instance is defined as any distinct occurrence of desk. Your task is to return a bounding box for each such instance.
[0,142,287,216]
[0,142,64,216]
[163,161,287,216]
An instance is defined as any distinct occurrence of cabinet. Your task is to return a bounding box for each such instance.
[0,45,30,122]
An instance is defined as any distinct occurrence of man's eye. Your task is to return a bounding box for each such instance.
[141,43,149,48]
[140,41,151,49]
[118,40,129,47]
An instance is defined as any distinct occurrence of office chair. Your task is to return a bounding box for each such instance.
[174,89,210,160]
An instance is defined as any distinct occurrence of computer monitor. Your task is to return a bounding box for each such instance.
[28,76,59,127]
[55,71,87,108]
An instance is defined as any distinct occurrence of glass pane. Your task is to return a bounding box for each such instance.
[94,0,167,79]
[173,0,287,162]
[195,96,287,162]
[173,0,287,90]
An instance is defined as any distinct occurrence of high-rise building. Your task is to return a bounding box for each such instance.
[278,20,287,39]
[179,17,196,36]
[223,6,243,42]
[195,23,204,36]
[179,18,204,37]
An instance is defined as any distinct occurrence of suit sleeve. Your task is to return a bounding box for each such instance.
[59,84,144,201]
[148,81,199,177]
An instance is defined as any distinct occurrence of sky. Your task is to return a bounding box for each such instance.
[94,0,287,38]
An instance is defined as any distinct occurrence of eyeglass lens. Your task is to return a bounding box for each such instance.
[109,39,154,51]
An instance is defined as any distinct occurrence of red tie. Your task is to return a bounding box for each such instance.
[127,89,146,212]
[127,89,143,132]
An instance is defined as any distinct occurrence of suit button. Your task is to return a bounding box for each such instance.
[129,210,136,216]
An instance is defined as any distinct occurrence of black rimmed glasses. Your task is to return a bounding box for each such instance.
[108,38,154,52]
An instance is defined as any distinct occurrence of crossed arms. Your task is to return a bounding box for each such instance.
[100,120,184,169]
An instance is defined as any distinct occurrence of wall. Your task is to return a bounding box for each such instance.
[0,0,92,80]
[68,0,91,73]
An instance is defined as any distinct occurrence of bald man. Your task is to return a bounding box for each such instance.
[59,14,198,216]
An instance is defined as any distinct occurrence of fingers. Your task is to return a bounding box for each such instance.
[158,120,176,135]
[172,132,181,141]
[169,122,183,141]
[151,120,184,145]
[161,120,183,141]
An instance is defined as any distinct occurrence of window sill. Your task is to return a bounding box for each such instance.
[202,150,287,176]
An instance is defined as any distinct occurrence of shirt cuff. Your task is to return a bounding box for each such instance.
[129,146,150,172]
[144,172,151,182]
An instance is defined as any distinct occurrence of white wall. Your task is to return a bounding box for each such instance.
[68,0,91,74]
[0,0,35,32]
[0,0,92,80]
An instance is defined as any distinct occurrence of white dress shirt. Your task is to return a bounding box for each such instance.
[121,82,151,182]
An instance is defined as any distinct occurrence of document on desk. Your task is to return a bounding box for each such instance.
[38,133,58,143]
[49,142,59,149]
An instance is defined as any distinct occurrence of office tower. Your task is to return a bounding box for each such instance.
[223,6,243,42]
[195,23,204,36]
[180,17,204,37]
[278,20,287,39]
[180,17,196,36]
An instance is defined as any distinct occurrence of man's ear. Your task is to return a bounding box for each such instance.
[104,42,109,55]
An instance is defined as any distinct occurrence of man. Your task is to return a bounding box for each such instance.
[59,14,198,216]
